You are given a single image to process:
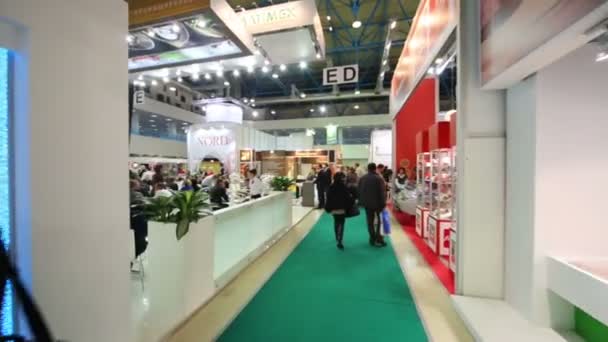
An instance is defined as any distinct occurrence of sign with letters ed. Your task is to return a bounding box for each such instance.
[323,65,359,86]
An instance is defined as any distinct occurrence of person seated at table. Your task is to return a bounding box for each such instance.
[209,178,229,209]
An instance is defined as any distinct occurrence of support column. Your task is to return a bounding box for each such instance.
[456,0,506,298]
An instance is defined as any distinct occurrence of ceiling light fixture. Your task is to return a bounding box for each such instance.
[166,118,173,122]
[279,64,287,71]
[391,20,397,30]
[151,80,158,86]
[354,105,360,110]
[251,103,256,107]
[224,81,230,87]
[151,114,157,117]
[435,58,445,65]
[251,98,256,103]
[177,77,183,83]
[272,73,279,79]
[319,105,327,113]
[327,16,331,21]
[262,66,270,73]
[169,87,177,91]
[329,26,333,32]
[216,70,223,77]
[126,35,134,43]
[162,76,170,83]
[383,59,387,66]
[352,20,362,29]
[247,65,255,73]
[243,98,249,103]
[147,30,156,37]
[299,61,308,69]
[355,89,361,95]
[137,75,144,81]
[316,53,322,59]
[309,108,315,113]
[252,110,259,117]
[172,23,181,33]
[233,69,241,77]
[203,73,211,80]
[386,41,392,49]
[264,59,270,66]
[192,73,200,81]
[176,69,182,76]
[271,110,276,115]
[196,19,206,28]
[300,92,307,98]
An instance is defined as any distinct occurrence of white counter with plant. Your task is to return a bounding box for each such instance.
[133,190,293,341]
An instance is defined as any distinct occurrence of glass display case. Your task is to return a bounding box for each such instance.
[430,149,453,219]
[416,152,432,208]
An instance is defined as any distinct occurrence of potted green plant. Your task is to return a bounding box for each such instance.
[144,190,212,240]
[270,176,296,192]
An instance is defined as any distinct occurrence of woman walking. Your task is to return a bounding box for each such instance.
[325,172,356,250]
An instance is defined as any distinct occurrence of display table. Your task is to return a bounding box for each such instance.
[133,192,293,341]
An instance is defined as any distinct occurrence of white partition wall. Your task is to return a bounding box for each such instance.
[2,1,131,341]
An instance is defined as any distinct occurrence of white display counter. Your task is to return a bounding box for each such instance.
[133,192,293,341]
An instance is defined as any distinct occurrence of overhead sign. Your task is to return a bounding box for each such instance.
[323,65,359,86]
[133,90,146,105]
[238,0,316,35]
[129,0,211,27]
[187,125,237,173]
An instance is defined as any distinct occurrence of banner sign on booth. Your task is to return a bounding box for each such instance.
[129,0,211,27]
[238,0,316,34]
[187,126,237,173]
[480,0,606,87]
[390,0,457,117]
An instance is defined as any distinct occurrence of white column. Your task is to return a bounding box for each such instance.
[456,0,506,298]
[4,1,131,341]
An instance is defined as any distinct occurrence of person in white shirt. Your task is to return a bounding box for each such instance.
[201,173,216,188]
[247,169,264,199]
[140,164,155,182]
[355,163,366,178]
[153,183,173,198]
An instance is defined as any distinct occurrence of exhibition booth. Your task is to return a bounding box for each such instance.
[392,0,608,340]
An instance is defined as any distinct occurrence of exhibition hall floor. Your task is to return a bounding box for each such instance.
[169,211,472,342]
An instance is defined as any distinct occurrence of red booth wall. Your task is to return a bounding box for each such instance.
[394,78,437,171]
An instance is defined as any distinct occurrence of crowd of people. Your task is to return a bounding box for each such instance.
[314,162,403,250]
[128,163,264,267]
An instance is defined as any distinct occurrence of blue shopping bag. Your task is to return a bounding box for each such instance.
[381,209,391,235]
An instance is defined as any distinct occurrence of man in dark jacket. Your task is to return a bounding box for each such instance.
[314,164,331,209]
[358,163,387,247]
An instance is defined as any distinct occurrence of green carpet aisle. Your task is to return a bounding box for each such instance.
[218,213,428,342]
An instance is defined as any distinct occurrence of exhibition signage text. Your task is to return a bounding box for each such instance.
[323,65,359,86]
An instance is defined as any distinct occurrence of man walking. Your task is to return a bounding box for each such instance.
[358,163,387,247]
[315,164,331,209]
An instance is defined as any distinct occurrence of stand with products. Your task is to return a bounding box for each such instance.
[427,122,453,256]
[415,130,431,238]
[449,114,457,272]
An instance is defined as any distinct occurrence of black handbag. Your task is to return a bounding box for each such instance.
[346,204,360,218]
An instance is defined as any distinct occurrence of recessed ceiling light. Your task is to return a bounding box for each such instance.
[162,76,170,83]
[149,119,155,122]
[264,59,270,66]
[166,118,173,121]
[192,74,200,81]
[151,80,158,86]
[204,73,211,80]
[262,66,270,73]
[279,64,287,71]
[390,21,397,30]
[251,98,255,103]
[309,108,315,112]
[352,20,362,29]
[126,35,134,43]
[243,98,249,103]
[224,81,230,87]
[299,61,308,69]
[329,26,333,32]
[271,110,276,115]
[196,19,206,28]
[147,30,155,37]
[177,77,183,83]
[151,114,157,117]
[354,105,360,110]
[169,87,177,91]
[272,73,279,79]
[319,105,327,113]
[316,53,322,59]
[355,89,361,95]
[251,103,256,107]
[252,110,259,117]
[216,70,223,77]
[247,66,255,73]
[137,74,144,81]
[254,49,261,55]
[172,23,180,33]
[300,92,306,98]
[327,16,331,21]
[233,69,241,77]
[176,69,182,76]
[383,60,387,66]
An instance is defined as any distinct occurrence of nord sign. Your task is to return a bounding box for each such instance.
[323,65,359,86]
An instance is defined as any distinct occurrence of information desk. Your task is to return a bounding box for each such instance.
[134,192,293,341]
